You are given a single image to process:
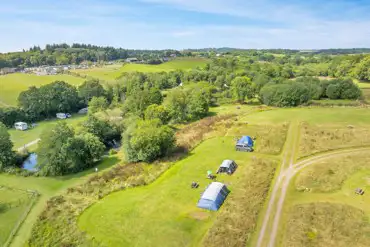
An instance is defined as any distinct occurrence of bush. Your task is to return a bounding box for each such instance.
[122,119,175,162]
[260,82,310,107]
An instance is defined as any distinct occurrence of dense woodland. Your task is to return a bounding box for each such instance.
[0,43,182,68]
[0,47,369,176]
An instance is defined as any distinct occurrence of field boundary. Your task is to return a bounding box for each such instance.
[1,186,40,247]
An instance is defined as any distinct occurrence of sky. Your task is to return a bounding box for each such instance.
[1,0,370,52]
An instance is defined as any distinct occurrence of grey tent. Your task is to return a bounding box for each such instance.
[197,182,230,211]
[217,160,238,174]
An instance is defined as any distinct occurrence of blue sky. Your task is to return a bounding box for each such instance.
[1,0,370,52]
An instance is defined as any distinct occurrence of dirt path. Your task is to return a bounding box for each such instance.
[255,121,370,247]
[256,121,299,247]
[17,139,41,152]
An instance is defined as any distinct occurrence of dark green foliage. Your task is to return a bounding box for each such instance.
[0,122,15,170]
[37,122,104,176]
[326,84,341,99]
[0,107,28,127]
[18,81,80,120]
[78,79,107,105]
[260,82,310,107]
[122,119,175,162]
[83,115,121,146]
[325,79,361,100]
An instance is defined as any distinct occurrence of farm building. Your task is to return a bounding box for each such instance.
[56,113,71,119]
[197,182,230,211]
[235,135,254,152]
[217,160,238,174]
[14,122,28,131]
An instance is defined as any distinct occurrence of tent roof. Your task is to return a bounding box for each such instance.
[237,136,253,145]
[15,122,27,125]
[220,160,234,168]
[201,182,226,201]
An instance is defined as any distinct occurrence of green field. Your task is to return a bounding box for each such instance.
[0,154,121,247]
[79,137,253,246]
[0,73,85,107]
[73,58,210,81]
[0,187,34,246]
[9,115,87,150]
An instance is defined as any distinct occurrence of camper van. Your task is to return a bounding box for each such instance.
[56,113,72,119]
[14,122,28,131]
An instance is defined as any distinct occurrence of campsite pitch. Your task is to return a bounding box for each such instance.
[79,137,253,247]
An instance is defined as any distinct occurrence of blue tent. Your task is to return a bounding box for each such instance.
[197,182,230,211]
[237,136,254,147]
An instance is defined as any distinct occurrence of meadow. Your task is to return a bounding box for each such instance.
[79,136,277,247]
[5,105,370,247]
[0,155,121,247]
[279,152,370,247]
[72,58,209,82]
[0,187,34,247]
[0,73,85,106]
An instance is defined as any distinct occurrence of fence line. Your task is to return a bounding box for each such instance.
[1,186,39,247]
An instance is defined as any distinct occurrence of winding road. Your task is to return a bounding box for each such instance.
[255,122,370,247]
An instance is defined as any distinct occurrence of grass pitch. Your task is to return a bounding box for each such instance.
[79,137,254,247]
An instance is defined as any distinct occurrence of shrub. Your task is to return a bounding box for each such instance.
[122,119,175,162]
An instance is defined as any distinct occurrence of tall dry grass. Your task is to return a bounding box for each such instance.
[283,203,370,247]
[202,158,277,247]
[295,153,370,193]
[299,123,370,158]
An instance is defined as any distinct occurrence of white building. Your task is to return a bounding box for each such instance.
[14,122,28,131]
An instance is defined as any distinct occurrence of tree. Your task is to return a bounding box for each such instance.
[144,104,170,124]
[231,76,254,103]
[18,81,80,120]
[88,96,108,114]
[0,122,15,170]
[37,122,104,176]
[37,122,74,175]
[61,133,105,173]
[83,115,121,145]
[260,82,310,107]
[186,90,209,120]
[164,89,187,123]
[78,79,107,105]
[326,84,341,99]
[123,87,163,117]
[123,119,175,162]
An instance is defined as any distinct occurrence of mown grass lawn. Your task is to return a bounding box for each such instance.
[0,73,85,106]
[9,115,87,150]
[79,137,253,247]
[240,107,370,125]
[0,188,33,246]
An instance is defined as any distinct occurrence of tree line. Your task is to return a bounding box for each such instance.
[0,43,182,69]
